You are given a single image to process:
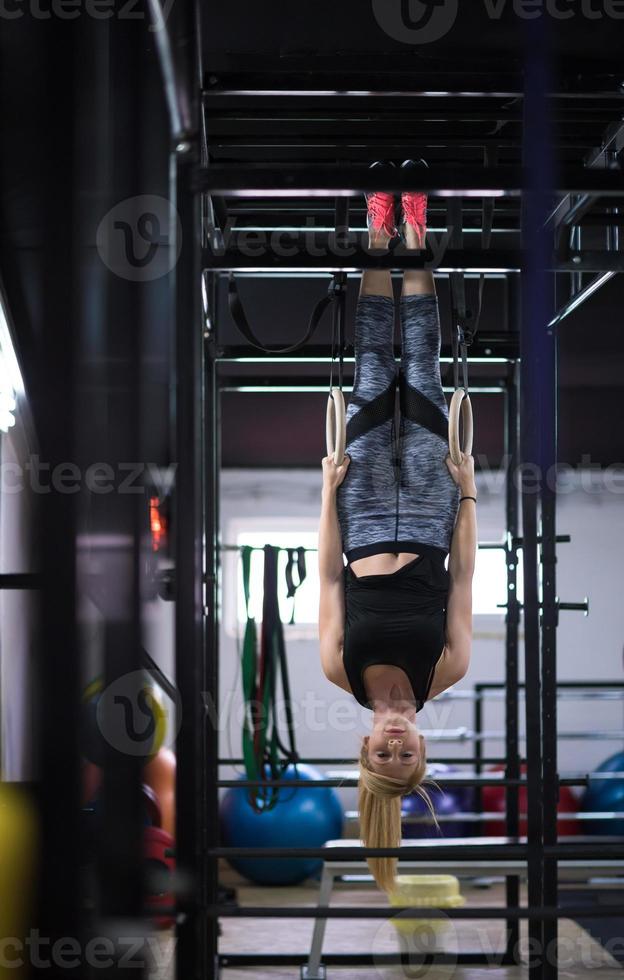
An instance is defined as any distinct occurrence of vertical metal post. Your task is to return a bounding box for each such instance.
[570,219,582,295]
[174,140,208,980]
[503,274,521,963]
[473,684,483,828]
[35,21,83,978]
[521,12,557,978]
[96,13,146,950]
[541,279,560,980]
[204,267,221,976]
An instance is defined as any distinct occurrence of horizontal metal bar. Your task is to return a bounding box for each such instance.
[204,247,522,271]
[546,841,624,859]
[496,599,589,613]
[220,953,494,968]
[203,100,624,125]
[324,769,622,782]
[209,842,528,860]
[476,680,624,689]
[205,248,624,272]
[204,87,527,100]
[216,337,519,361]
[431,690,624,701]
[196,165,624,196]
[218,770,621,789]
[0,573,43,589]
[208,904,623,921]
[209,840,624,860]
[512,534,571,546]
[219,378,505,394]
[218,756,521,767]
[218,777,531,789]
[203,80,624,101]
[214,272,511,280]
[220,541,507,554]
[344,810,624,823]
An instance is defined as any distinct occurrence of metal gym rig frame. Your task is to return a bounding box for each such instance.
[26,2,624,980]
[165,5,624,980]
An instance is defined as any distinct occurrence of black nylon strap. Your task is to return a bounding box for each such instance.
[472,145,497,339]
[345,379,396,445]
[285,547,307,599]
[399,372,449,442]
[228,272,336,354]
[447,154,497,393]
[329,273,347,392]
[263,545,299,767]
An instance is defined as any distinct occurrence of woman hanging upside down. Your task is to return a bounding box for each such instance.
[318,160,477,892]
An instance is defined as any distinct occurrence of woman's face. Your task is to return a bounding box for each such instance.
[364,712,423,778]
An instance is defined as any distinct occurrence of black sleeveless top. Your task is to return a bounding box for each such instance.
[342,554,449,711]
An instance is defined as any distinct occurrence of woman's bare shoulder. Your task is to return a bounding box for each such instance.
[427,645,466,700]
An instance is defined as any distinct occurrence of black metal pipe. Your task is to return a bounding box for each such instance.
[210,840,624,859]
[0,573,43,589]
[204,276,221,972]
[218,775,591,789]
[475,681,624,690]
[35,18,83,977]
[174,136,207,975]
[210,843,529,859]
[97,10,146,935]
[220,953,506,967]
[205,249,624,273]
[208,905,624,921]
[219,374,507,393]
[504,316,522,962]
[216,336,520,361]
[541,173,561,980]
[194,164,624,196]
[218,756,523,766]
[521,13,557,975]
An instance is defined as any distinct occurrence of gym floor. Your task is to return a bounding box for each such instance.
[145,868,621,979]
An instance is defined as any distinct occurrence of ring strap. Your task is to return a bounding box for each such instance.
[228,272,337,354]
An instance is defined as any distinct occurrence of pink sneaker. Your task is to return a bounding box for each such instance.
[365,161,398,239]
[399,159,429,242]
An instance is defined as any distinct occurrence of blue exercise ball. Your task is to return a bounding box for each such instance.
[220,764,344,885]
[581,751,624,835]
[401,764,474,839]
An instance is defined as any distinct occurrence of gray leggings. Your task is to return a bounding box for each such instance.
[336,292,460,563]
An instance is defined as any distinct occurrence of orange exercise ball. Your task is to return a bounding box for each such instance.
[143,747,176,837]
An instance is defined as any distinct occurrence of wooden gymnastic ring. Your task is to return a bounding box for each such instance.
[326,387,346,466]
[449,389,474,466]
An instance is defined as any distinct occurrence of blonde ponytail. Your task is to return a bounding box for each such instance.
[357,740,439,893]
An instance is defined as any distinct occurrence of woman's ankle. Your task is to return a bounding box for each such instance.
[403,224,426,251]
[368,231,391,251]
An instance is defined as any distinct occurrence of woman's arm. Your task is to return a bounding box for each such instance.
[443,454,478,679]
[319,463,347,582]
[318,455,352,690]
